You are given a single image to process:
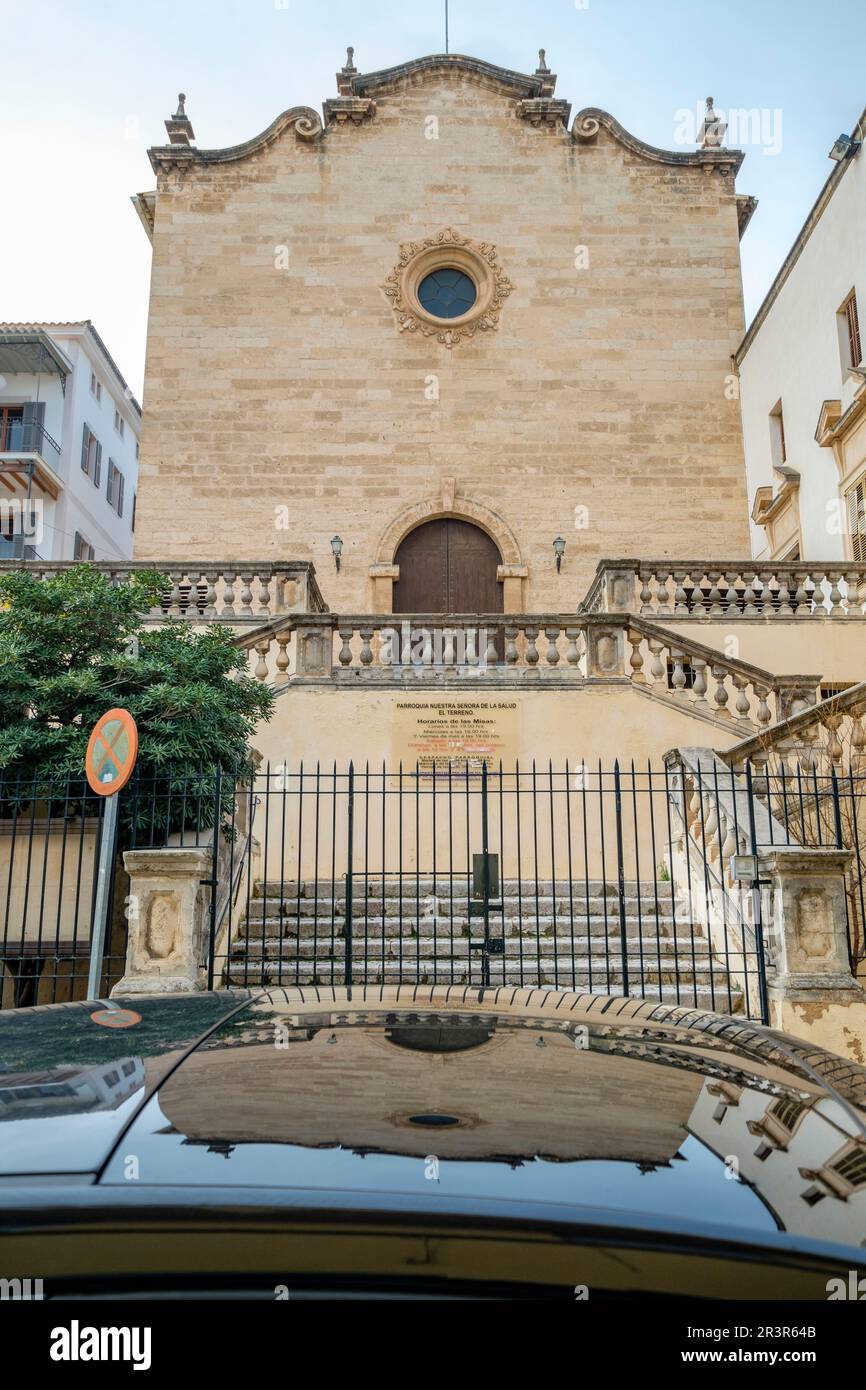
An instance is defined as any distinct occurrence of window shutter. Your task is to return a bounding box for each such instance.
[848,480,866,562]
[107,461,114,505]
[848,294,862,368]
[21,402,45,452]
[117,472,124,518]
[94,440,102,487]
[81,424,91,475]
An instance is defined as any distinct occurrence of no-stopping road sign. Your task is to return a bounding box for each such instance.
[85,708,139,796]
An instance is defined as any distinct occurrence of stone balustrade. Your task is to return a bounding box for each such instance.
[724,680,866,775]
[0,560,327,621]
[584,559,866,618]
[626,618,820,730]
[239,612,821,733]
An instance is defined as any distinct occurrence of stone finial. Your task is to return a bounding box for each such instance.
[698,96,727,149]
[343,46,357,73]
[536,48,551,75]
[165,92,195,146]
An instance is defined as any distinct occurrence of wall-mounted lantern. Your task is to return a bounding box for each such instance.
[553,536,566,574]
[829,133,861,162]
[330,536,344,572]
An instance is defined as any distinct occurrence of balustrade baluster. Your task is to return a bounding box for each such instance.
[565,626,582,669]
[791,569,807,614]
[254,640,270,683]
[222,570,236,618]
[845,570,864,615]
[673,570,689,614]
[338,628,354,667]
[724,571,741,616]
[828,568,844,616]
[275,634,291,679]
[732,674,752,723]
[648,639,665,685]
[359,627,374,667]
[628,630,645,682]
[639,570,654,613]
[707,570,724,615]
[203,570,218,618]
[524,626,540,668]
[756,689,771,729]
[670,649,687,696]
[485,627,500,667]
[545,626,561,666]
[258,572,272,617]
[775,570,793,616]
[742,568,759,616]
[691,657,709,709]
[167,572,183,617]
[711,664,731,718]
[655,571,672,615]
[504,626,519,665]
[239,573,254,617]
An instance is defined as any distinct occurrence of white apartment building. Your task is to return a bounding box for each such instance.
[736,107,866,564]
[0,321,140,561]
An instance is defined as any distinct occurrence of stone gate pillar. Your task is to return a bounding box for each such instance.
[112,847,213,996]
[761,845,866,1052]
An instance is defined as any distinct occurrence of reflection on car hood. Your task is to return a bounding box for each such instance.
[0,993,248,1174]
[3,986,866,1255]
[95,985,866,1255]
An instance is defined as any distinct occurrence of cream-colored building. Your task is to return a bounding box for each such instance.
[737,107,866,564]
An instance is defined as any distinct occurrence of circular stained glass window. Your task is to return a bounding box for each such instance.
[417,267,478,320]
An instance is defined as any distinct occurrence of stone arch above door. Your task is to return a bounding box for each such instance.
[370,493,527,612]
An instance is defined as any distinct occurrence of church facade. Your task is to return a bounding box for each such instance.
[133,52,752,615]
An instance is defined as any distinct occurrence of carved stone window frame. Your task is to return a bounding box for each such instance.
[384,229,513,347]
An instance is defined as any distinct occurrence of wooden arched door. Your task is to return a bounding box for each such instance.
[392,519,503,615]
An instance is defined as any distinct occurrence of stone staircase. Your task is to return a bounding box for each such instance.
[225,877,746,1011]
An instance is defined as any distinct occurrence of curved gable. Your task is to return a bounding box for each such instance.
[148,51,743,177]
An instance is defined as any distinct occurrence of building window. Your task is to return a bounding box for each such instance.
[106,460,124,517]
[838,290,862,372]
[73,532,95,562]
[135,441,140,460]
[114,409,125,438]
[831,1145,866,1190]
[846,477,866,561]
[417,268,478,320]
[769,400,787,468]
[80,424,102,487]
[90,372,102,403]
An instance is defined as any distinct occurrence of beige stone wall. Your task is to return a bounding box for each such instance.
[136,66,750,609]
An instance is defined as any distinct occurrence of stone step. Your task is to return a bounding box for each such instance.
[238,915,694,942]
[254,878,667,901]
[231,936,727,965]
[243,895,670,922]
[222,962,742,1007]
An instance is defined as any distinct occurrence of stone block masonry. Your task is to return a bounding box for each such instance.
[135,56,750,612]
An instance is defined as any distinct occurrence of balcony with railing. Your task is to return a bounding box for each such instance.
[0,413,63,502]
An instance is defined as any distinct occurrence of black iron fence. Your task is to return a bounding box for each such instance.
[745,762,866,978]
[0,767,226,1009]
[0,772,121,1008]
[2,759,864,1019]
[214,760,773,1020]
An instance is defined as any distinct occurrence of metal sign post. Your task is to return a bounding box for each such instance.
[84,708,139,1001]
[87,794,120,999]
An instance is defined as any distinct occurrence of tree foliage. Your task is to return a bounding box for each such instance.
[0,566,273,780]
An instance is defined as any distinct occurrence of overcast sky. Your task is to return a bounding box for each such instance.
[1,0,864,399]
